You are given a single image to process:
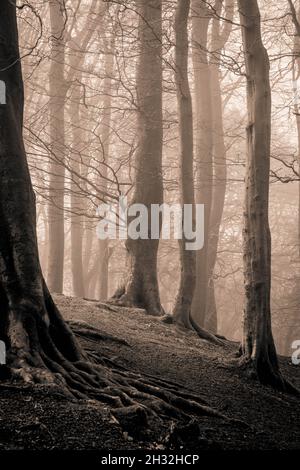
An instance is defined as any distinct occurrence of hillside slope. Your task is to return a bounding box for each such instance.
[0,294,299,451]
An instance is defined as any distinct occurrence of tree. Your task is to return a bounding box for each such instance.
[172,0,196,327]
[112,0,164,315]
[68,1,102,298]
[70,81,85,298]
[97,30,115,301]
[238,0,291,389]
[168,0,221,345]
[191,0,234,332]
[205,0,234,332]
[191,0,213,328]
[0,0,82,383]
[47,0,67,293]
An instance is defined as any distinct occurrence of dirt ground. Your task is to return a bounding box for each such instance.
[0,294,299,451]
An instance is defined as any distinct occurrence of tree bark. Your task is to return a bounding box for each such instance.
[191,1,213,327]
[172,0,196,327]
[0,1,83,383]
[47,0,66,294]
[70,83,85,298]
[112,0,164,315]
[238,0,285,387]
[205,0,234,332]
[97,34,115,301]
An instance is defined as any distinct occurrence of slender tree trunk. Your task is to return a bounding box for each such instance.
[191,1,213,327]
[172,0,196,327]
[84,225,94,295]
[112,0,164,315]
[205,0,234,332]
[68,6,99,299]
[70,84,85,298]
[165,0,222,346]
[97,36,115,301]
[47,0,66,293]
[238,0,285,388]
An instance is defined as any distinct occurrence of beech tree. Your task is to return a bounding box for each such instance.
[112,0,164,315]
[205,0,234,332]
[238,0,291,389]
[96,31,115,300]
[172,0,196,328]
[191,0,213,328]
[191,0,234,332]
[70,81,85,298]
[0,0,82,383]
[47,0,67,294]
[169,0,222,346]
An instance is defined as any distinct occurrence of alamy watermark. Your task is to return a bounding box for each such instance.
[0,80,6,104]
[292,340,300,365]
[96,196,204,251]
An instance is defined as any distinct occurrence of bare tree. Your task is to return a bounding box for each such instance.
[205,0,234,331]
[238,0,291,389]
[0,0,82,383]
[70,82,85,298]
[191,0,213,328]
[172,0,196,327]
[47,0,67,293]
[112,0,164,315]
[97,31,115,301]
[168,0,222,346]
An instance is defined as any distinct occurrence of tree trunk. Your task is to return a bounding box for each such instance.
[97,35,115,301]
[112,0,164,316]
[191,1,213,327]
[164,0,223,346]
[172,0,196,327]
[205,0,234,332]
[47,0,66,294]
[238,0,285,388]
[70,83,85,298]
[0,1,83,383]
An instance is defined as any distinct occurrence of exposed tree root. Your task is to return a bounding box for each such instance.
[161,312,224,346]
[90,291,228,346]
[67,320,131,347]
[83,299,121,314]
[238,355,300,397]
[1,280,246,440]
[96,303,120,313]
[8,353,248,433]
[109,284,165,317]
[3,308,249,439]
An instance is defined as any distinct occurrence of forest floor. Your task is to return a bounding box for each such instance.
[0,294,299,451]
